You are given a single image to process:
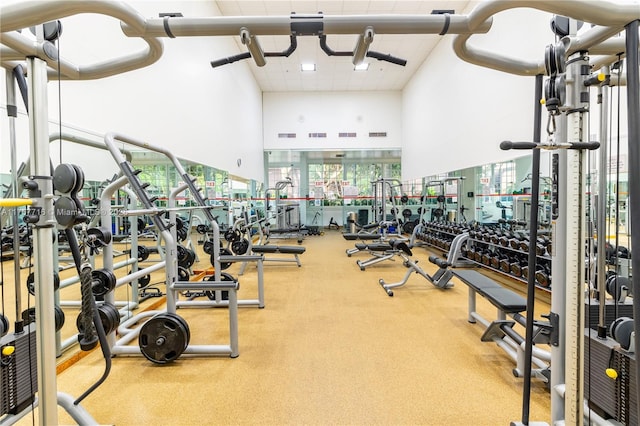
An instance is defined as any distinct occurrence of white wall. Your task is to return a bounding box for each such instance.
[263,91,402,151]
[0,1,264,182]
[402,7,556,180]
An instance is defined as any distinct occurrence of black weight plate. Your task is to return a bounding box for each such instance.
[94,303,120,334]
[70,164,85,194]
[176,245,188,262]
[196,224,208,234]
[21,304,63,331]
[177,227,188,242]
[137,245,150,261]
[0,314,9,337]
[139,274,151,288]
[54,305,65,332]
[87,226,112,245]
[52,163,77,193]
[54,196,78,227]
[139,312,190,364]
[205,272,235,300]
[210,248,232,270]
[26,271,61,296]
[91,268,117,296]
[203,240,214,255]
[231,239,249,255]
[177,266,190,282]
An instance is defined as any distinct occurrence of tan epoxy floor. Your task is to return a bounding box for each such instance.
[15,230,551,425]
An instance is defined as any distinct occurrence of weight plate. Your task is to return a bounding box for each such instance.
[139,312,190,364]
[177,266,190,282]
[26,271,60,296]
[91,268,117,296]
[52,163,77,193]
[231,239,249,255]
[0,314,9,337]
[205,272,235,300]
[203,240,214,255]
[137,245,150,261]
[210,248,232,270]
[54,196,78,227]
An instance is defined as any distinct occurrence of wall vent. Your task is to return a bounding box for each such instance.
[308,132,327,138]
[338,132,357,138]
[277,133,296,138]
[369,132,387,137]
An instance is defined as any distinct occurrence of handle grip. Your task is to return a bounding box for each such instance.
[500,141,538,150]
[567,141,600,150]
[211,52,251,68]
[367,51,407,66]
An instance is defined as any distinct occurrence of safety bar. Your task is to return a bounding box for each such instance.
[453,0,640,76]
[0,1,163,80]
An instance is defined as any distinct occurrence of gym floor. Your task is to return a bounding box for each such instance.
[16,229,551,425]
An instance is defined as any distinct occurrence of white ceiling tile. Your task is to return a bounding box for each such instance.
[215,0,470,92]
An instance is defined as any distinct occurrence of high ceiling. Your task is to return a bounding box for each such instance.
[214,1,473,92]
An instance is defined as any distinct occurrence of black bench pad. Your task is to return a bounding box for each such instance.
[481,288,526,313]
[354,243,391,252]
[452,269,502,294]
[252,245,306,255]
[453,269,526,313]
[342,233,381,241]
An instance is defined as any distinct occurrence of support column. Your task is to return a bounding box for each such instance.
[624,19,640,424]
[27,54,59,426]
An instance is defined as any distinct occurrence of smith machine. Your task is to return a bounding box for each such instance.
[1,1,639,425]
[453,3,639,425]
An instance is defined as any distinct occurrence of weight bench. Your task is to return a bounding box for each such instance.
[342,233,382,241]
[379,250,455,297]
[251,244,306,267]
[451,269,551,381]
[355,239,410,271]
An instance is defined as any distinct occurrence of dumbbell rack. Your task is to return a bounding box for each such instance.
[414,221,554,292]
[463,227,553,291]
[414,221,468,253]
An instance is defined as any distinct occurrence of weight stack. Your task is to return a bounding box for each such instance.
[584,299,634,333]
[584,329,620,420]
[0,326,37,416]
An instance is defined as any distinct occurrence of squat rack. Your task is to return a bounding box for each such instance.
[1,1,638,424]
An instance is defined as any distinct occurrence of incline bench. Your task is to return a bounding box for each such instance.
[354,239,411,271]
[451,269,551,381]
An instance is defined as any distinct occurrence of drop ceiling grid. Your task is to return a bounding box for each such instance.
[215,1,471,92]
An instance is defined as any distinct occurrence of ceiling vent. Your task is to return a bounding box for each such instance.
[369,132,387,137]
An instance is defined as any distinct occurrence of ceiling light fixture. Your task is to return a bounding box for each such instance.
[301,63,316,72]
[354,63,370,71]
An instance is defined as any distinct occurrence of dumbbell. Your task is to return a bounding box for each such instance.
[474,250,483,262]
[535,265,552,288]
[510,258,526,277]
[499,257,511,273]
[490,254,501,269]
[481,252,492,266]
